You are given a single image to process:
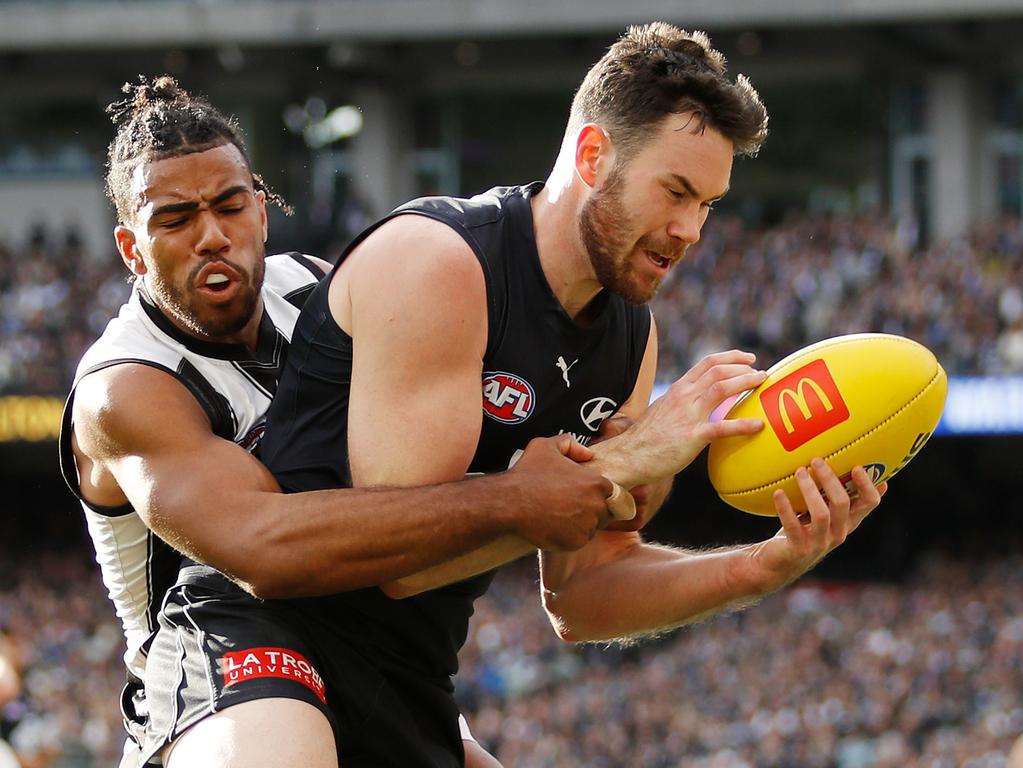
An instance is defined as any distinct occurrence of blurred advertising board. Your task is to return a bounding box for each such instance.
[1,376,1021,443]
[650,377,1023,437]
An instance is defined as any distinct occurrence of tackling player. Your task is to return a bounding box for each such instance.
[60,76,626,768]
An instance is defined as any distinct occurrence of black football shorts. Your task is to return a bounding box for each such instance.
[138,565,465,767]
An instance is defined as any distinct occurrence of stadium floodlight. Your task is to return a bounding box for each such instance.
[282,100,363,148]
[303,105,364,148]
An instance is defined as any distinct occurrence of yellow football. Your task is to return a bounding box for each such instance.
[707,333,947,516]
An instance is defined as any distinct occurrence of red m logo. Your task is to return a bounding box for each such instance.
[760,359,850,451]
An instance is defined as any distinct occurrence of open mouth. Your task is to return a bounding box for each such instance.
[195,262,243,299]
[204,273,232,293]
[645,250,671,270]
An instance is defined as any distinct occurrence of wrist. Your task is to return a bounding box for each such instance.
[588,437,647,488]
[726,542,778,599]
[477,471,530,538]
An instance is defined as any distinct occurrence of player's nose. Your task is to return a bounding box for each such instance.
[666,202,702,246]
[195,210,230,255]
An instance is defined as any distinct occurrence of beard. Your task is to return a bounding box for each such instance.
[578,163,682,305]
[150,255,265,340]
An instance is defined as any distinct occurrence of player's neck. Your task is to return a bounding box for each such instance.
[233,306,265,351]
[158,297,265,352]
[531,185,604,323]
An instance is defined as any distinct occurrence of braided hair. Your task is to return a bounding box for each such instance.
[105,75,290,223]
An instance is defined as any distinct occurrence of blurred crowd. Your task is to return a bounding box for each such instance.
[3,212,1023,396]
[1,548,1021,767]
[4,211,1023,766]
[0,227,129,396]
[456,554,1023,768]
[650,213,1023,381]
[0,553,125,768]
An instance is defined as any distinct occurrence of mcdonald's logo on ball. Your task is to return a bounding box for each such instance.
[760,359,850,451]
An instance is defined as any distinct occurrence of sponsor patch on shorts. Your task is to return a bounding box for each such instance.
[220,647,327,704]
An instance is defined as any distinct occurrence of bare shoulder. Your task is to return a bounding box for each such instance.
[73,363,210,460]
[348,214,484,294]
[331,214,487,342]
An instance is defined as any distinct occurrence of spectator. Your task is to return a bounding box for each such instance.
[0,637,21,768]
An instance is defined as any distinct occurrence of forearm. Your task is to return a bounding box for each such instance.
[379,464,671,597]
[380,534,534,598]
[541,541,771,643]
[160,474,521,599]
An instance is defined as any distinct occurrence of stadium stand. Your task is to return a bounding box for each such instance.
[456,557,1023,768]
[2,212,1022,401]
[0,226,128,397]
[650,213,1023,382]
[0,553,124,768]
[3,4,1023,766]
[1,546,1020,767]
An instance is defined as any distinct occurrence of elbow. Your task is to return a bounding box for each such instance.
[545,612,590,644]
[551,621,580,643]
[379,580,419,600]
[542,589,586,644]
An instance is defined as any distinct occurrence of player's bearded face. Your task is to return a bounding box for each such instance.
[579,161,683,305]
[150,254,264,339]
[130,144,270,342]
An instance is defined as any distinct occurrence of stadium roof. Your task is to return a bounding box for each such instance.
[2,0,1023,49]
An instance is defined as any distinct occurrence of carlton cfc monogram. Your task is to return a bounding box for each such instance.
[759,358,850,451]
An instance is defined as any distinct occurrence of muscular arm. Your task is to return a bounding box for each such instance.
[540,332,886,643]
[69,363,606,600]
[338,217,613,597]
[540,470,885,642]
[376,311,673,598]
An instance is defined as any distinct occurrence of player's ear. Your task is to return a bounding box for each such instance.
[255,189,268,243]
[574,123,614,189]
[114,225,147,277]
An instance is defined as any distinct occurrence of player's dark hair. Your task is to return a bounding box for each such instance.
[105,75,291,223]
[569,22,769,159]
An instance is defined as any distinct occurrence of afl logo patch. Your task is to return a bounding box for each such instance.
[482,371,535,424]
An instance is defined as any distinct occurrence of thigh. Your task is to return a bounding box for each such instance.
[463,740,503,768]
[164,698,336,768]
[141,571,338,764]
